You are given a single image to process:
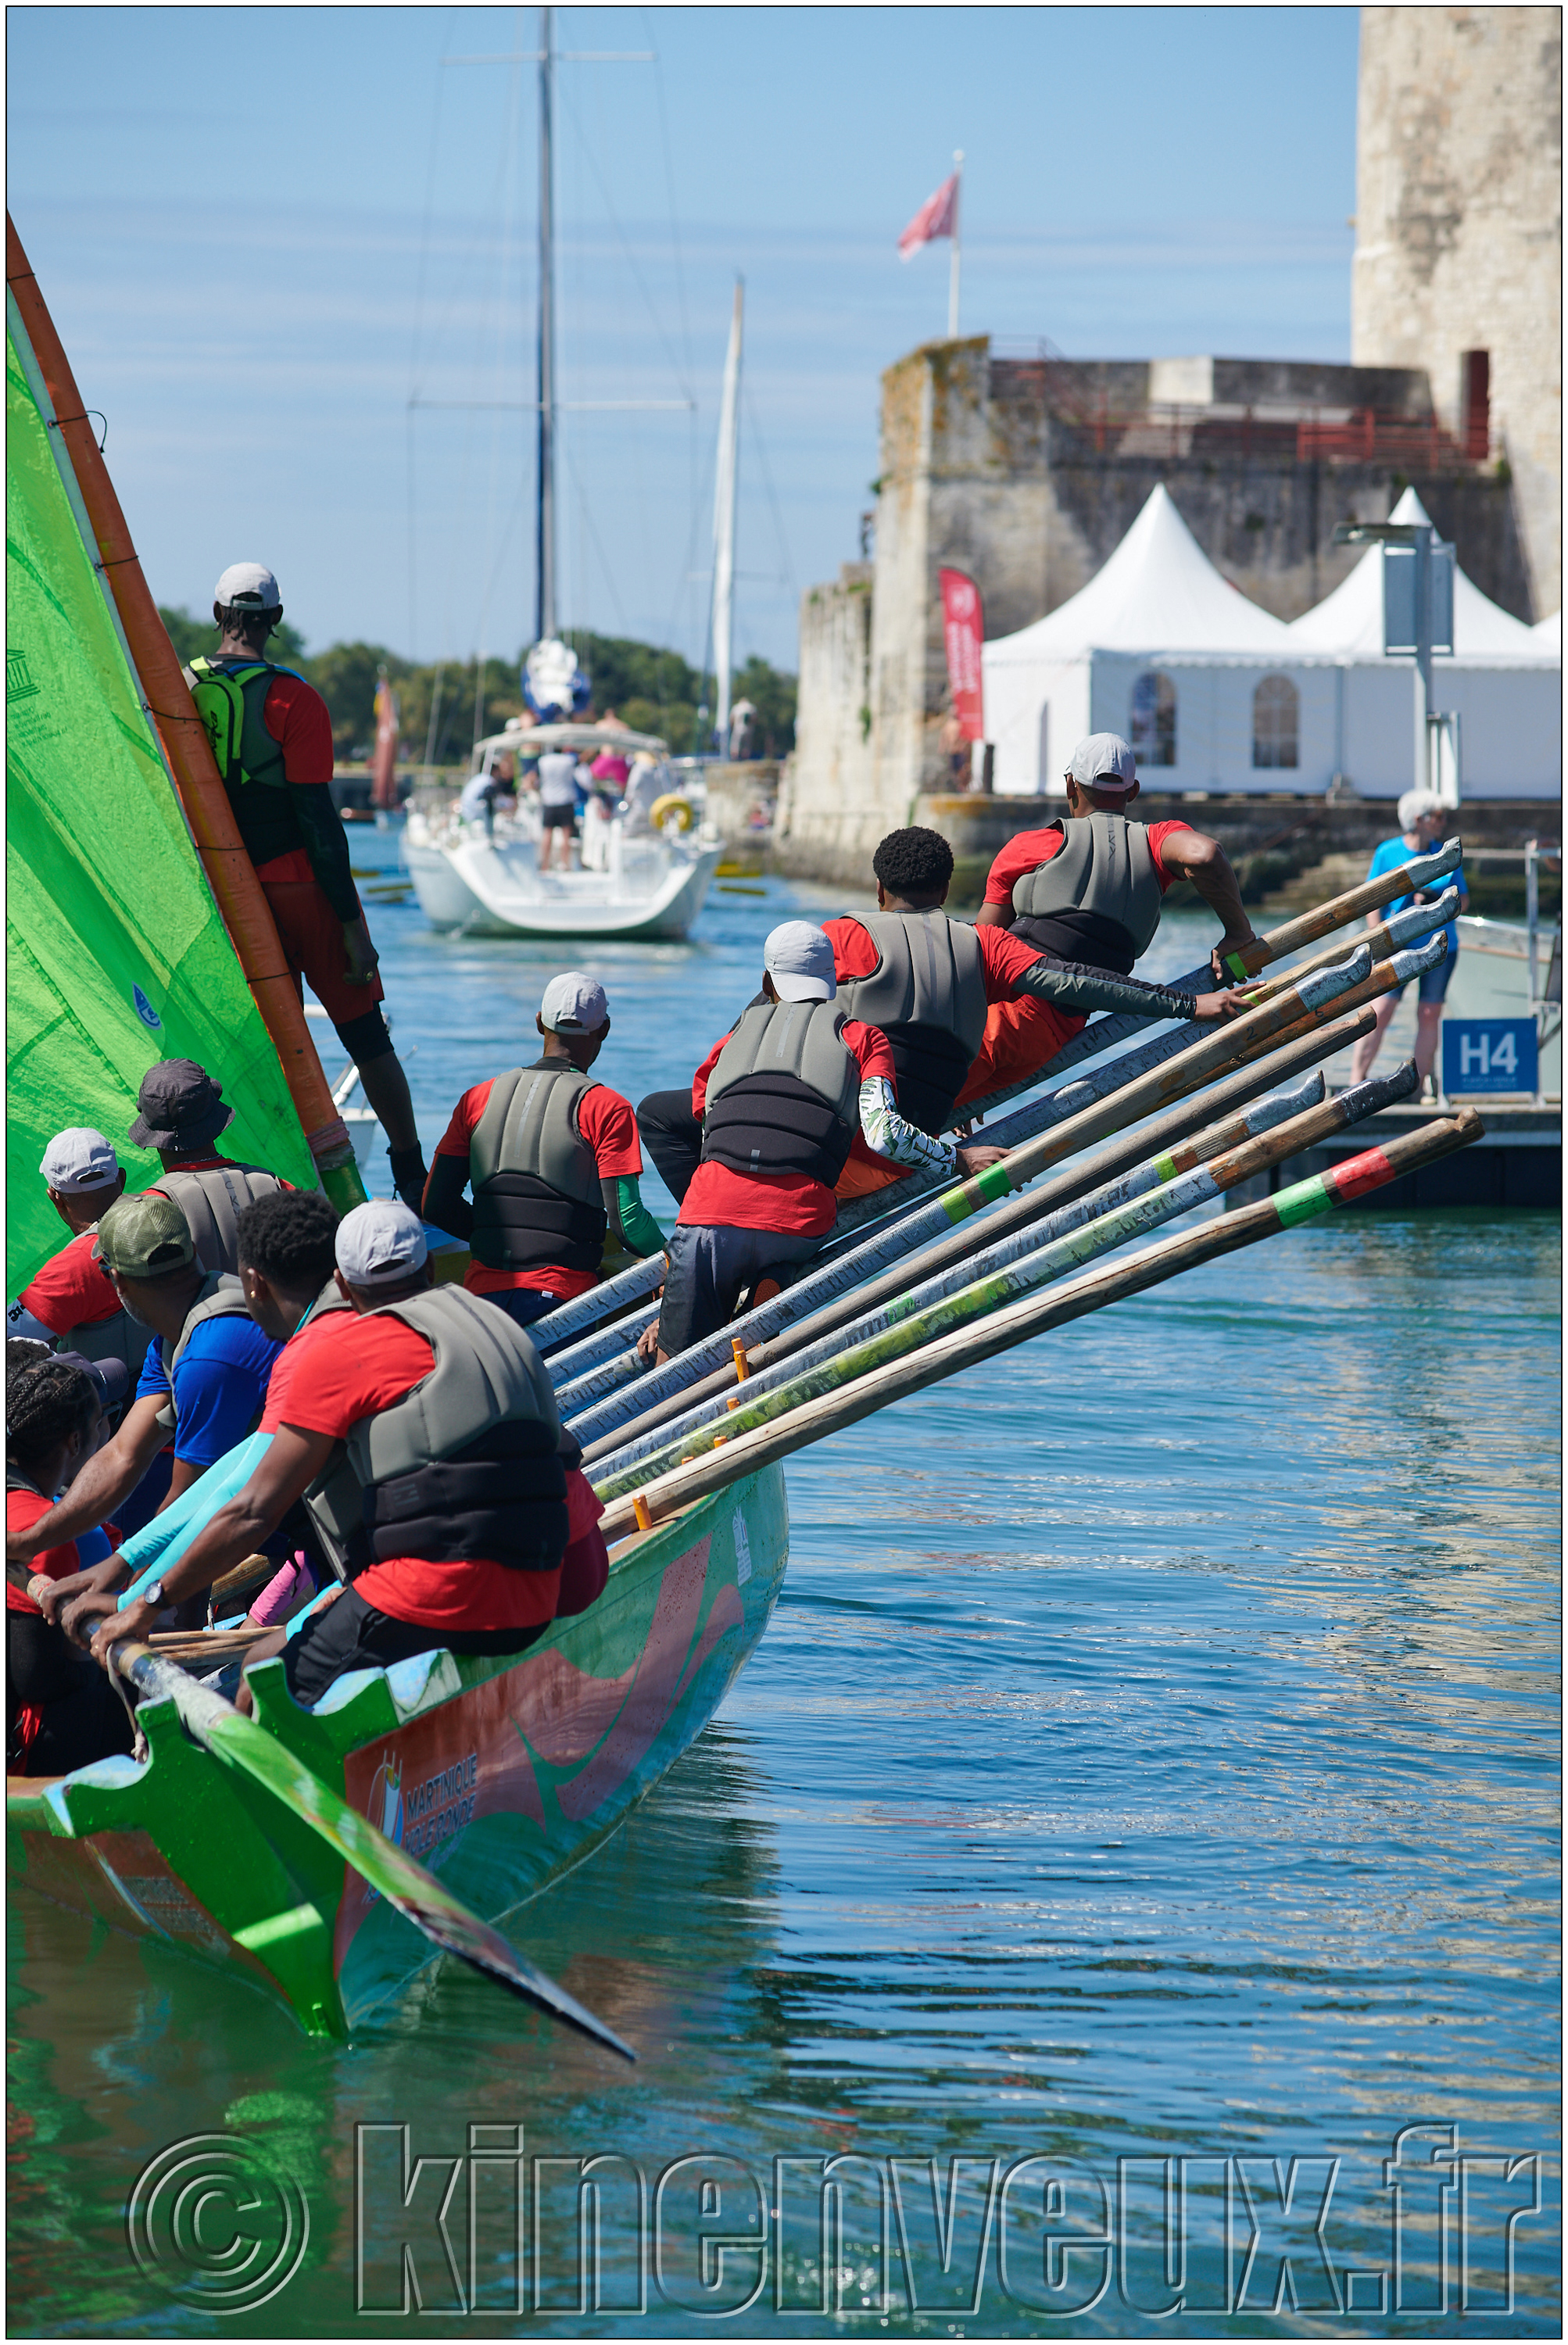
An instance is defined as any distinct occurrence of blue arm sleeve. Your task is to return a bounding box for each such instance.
[116,1430,274,1606]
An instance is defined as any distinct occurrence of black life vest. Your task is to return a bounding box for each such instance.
[1009,813,1164,975]
[467,1061,607,1275]
[834,911,990,1136]
[700,997,861,1187]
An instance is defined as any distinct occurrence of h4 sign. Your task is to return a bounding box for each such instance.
[1442,1019,1538,1096]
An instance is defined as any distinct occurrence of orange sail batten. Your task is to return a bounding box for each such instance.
[5,212,367,1212]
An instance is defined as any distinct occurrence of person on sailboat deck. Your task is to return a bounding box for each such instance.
[422,973,666,1333]
[7,1129,139,1378]
[965,732,1258,1108]
[8,1194,284,1624]
[535,747,579,871]
[637,922,1009,1365]
[88,1203,611,1712]
[183,562,428,1212]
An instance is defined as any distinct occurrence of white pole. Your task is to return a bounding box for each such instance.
[947,151,963,338]
[713,277,743,752]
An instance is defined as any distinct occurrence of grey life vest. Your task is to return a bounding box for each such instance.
[299,1284,567,1584]
[154,1162,285,1278]
[52,1219,144,1382]
[467,1062,606,1276]
[1010,813,1164,976]
[835,911,990,1136]
[153,1275,255,1435]
[701,997,861,1187]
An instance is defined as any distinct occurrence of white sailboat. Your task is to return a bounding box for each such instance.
[403,6,725,942]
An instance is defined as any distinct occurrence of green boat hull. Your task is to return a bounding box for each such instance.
[6,1465,787,2038]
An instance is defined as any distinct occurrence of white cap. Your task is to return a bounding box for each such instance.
[40,1128,120,1194]
[1067,732,1137,793]
[539,971,608,1033]
[213,560,281,610]
[764,920,836,1003]
[335,1201,428,1289]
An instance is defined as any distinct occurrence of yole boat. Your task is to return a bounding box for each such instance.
[403,718,721,941]
[8,1467,784,2036]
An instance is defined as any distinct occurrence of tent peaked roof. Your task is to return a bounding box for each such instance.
[985,483,1291,664]
[1286,485,1552,664]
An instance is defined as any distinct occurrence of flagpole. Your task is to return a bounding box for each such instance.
[948,149,963,338]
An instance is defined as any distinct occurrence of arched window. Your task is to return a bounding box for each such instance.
[1129,671,1176,767]
[1036,704,1051,789]
[1252,673,1299,769]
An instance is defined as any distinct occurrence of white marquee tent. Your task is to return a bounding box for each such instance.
[983,484,1560,801]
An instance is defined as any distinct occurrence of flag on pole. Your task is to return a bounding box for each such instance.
[939,568,985,740]
[897,172,958,260]
[371,668,400,809]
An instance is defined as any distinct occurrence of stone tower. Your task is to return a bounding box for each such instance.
[1352,6,1562,618]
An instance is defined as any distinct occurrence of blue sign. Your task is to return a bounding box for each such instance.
[1442,1018,1537,1095]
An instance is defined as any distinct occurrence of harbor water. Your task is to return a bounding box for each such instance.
[9,829,1559,2337]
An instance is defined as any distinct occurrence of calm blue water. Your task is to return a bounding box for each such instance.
[9,829,1559,2336]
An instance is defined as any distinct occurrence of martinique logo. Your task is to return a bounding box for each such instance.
[132,985,163,1030]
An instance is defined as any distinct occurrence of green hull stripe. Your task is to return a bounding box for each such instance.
[1274,1173,1332,1228]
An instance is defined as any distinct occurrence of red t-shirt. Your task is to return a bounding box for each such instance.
[434,1076,643,1301]
[262,674,335,790]
[679,1016,895,1237]
[263,1312,601,1633]
[981,819,1193,909]
[5,1489,80,1616]
[17,1229,120,1336]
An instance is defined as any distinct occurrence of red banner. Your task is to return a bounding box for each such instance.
[939,567,984,742]
[371,671,399,810]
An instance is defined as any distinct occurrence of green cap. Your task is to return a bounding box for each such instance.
[94,1190,195,1279]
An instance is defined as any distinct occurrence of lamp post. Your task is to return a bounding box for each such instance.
[1333,520,1458,803]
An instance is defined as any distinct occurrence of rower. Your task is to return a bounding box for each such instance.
[184,562,428,1210]
[133,1058,288,1276]
[641,921,1007,1364]
[7,1129,141,1378]
[6,1348,134,1776]
[89,1203,611,1713]
[422,973,665,1332]
[821,825,1246,1195]
[967,732,1258,1107]
[7,1194,283,1621]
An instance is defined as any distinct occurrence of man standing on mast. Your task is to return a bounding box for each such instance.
[184,563,428,1212]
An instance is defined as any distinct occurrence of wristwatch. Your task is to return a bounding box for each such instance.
[138,1580,164,1610]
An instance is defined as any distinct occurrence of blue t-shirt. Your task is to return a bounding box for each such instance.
[1366,835,1466,958]
[134,1317,285,1472]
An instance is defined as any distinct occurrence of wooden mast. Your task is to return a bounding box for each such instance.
[6,213,367,1213]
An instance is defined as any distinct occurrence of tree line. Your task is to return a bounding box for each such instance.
[158,611,797,766]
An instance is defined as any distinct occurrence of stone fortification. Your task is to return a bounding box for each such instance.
[778,337,1527,883]
[1352,6,1561,622]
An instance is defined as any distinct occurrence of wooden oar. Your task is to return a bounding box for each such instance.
[593,1062,1420,1498]
[580,1006,1378,1468]
[597,1109,1484,1538]
[529,1249,669,1355]
[565,940,1386,1441]
[81,1631,636,2061]
[207,1553,278,1611]
[989,832,1462,1103]
[1240,886,1459,1004]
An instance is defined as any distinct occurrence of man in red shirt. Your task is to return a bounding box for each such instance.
[643,922,1008,1362]
[968,731,1258,1104]
[422,973,666,1332]
[184,562,427,1211]
[91,1202,610,1712]
[9,1129,138,1373]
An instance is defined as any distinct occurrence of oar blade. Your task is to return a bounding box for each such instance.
[379,1878,636,2060]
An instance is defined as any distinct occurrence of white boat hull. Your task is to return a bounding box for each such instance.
[403,821,721,940]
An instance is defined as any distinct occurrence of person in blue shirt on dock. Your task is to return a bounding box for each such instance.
[1349,790,1467,1097]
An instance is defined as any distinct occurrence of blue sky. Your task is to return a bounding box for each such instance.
[9,6,1359,674]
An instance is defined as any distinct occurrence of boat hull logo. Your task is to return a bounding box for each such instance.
[132,984,163,1030]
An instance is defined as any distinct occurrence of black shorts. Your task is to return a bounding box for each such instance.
[657,1221,818,1356]
[539,804,577,831]
[283,1586,547,1710]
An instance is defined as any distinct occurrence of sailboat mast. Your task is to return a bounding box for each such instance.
[711,276,743,750]
[535,4,557,640]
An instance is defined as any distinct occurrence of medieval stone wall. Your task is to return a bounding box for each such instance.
[1352,5,1562,616]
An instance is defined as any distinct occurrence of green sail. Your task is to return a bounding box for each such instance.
[5,314,316,1298]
